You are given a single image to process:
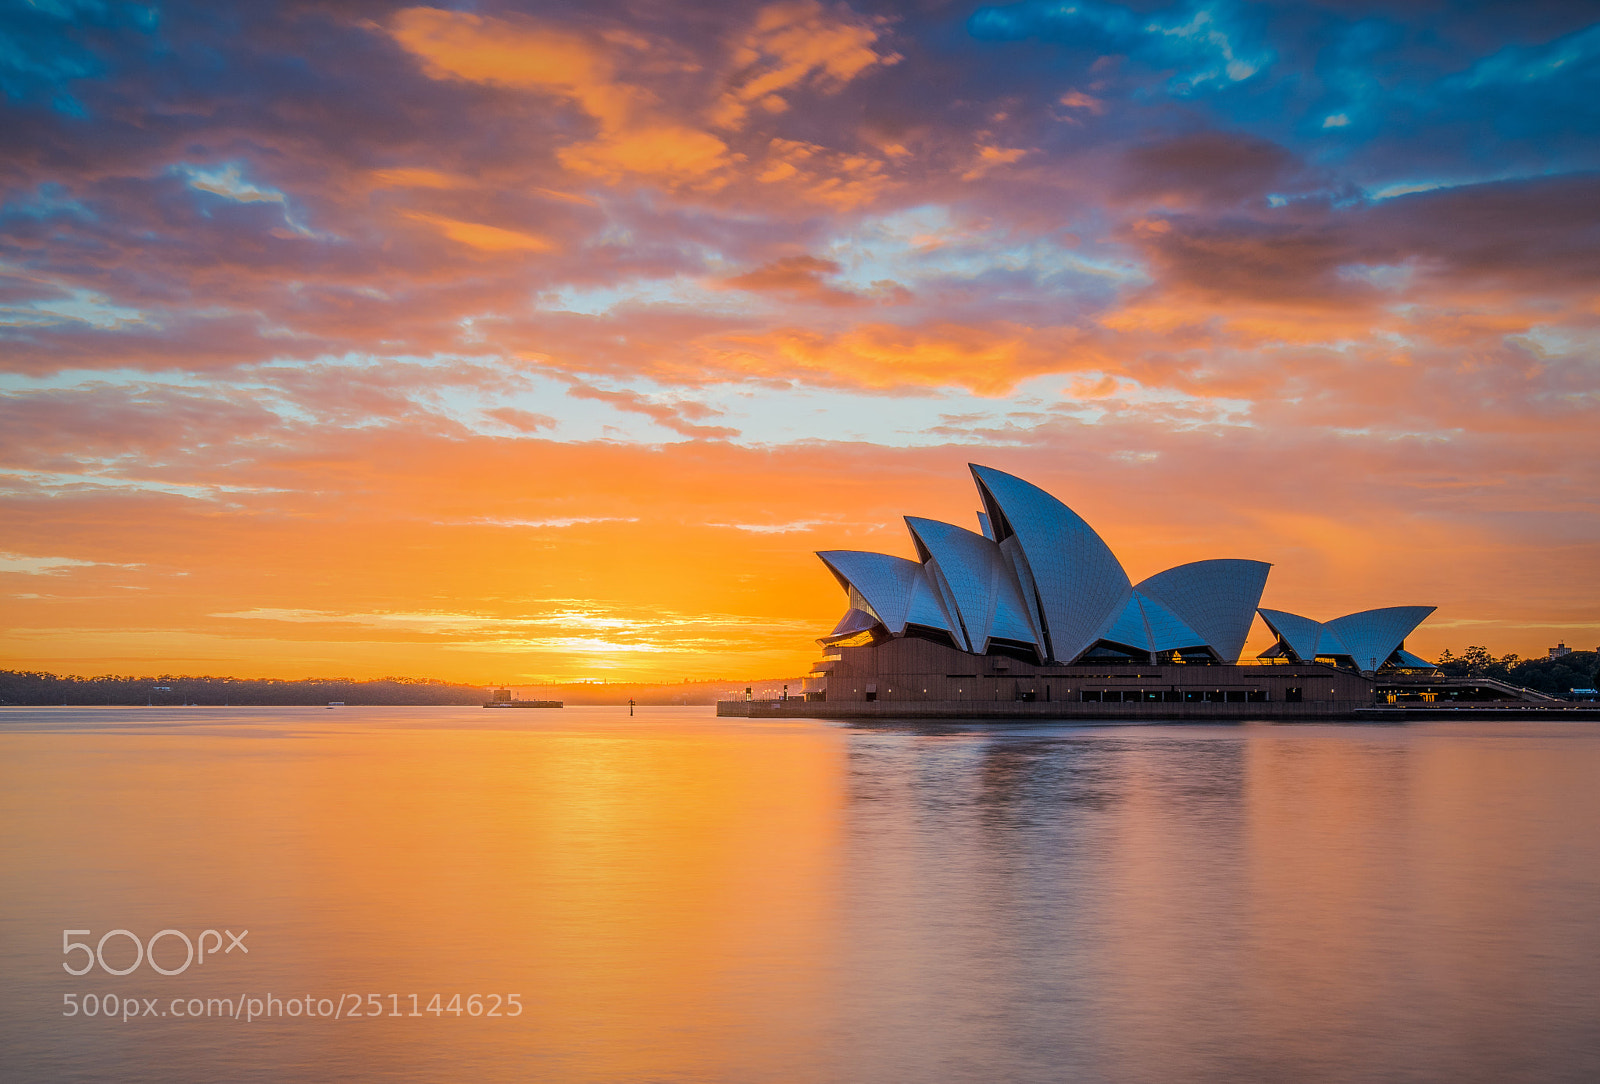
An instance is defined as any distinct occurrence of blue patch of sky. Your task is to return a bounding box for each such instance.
[1446,21,1600,91]
[0,0,160,114]
[537,275,753,318]
[967,0,1274,96]
[0,366,209,393]
[1335,261,1414,290]
[0,467,288,502]
[964,3,1598,200]
[417,370,682,444]
[538,206,1140,321]
[1296,16,1599,183]
[1,182,95,221]
[172,162,322,237]
[704,382,1040,448]
[1511,326,1600,362]
[820,205,1144,307]
[0,286,147,329]
[0,16,99,105]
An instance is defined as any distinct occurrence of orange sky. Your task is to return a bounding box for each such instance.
[3,2,1598,681]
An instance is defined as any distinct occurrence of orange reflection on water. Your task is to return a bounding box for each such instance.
[2,708,847,1083]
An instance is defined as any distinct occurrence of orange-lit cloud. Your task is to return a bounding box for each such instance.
[711,0,898,128]
[403,210,556,252]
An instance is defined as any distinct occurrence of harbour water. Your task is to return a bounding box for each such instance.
[2,706,1598,1082]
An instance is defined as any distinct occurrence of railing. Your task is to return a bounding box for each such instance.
[1453,676,1564,703]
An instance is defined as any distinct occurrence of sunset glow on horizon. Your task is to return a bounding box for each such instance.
[3,0,1598,683]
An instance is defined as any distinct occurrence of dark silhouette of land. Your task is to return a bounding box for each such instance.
[1435,648,1598,697]
[0,670,804,707]
[5,650,1590,708]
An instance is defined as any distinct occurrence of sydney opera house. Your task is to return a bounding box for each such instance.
[722,465,1552,720]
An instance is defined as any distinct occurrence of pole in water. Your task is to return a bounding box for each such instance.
[628,698,634,717]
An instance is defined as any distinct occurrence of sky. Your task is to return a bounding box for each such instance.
[2,0,1598,683]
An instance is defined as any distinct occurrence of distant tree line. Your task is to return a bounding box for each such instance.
[0,671,487,706]
[1434,648,1599,697]
[0,670,808,707]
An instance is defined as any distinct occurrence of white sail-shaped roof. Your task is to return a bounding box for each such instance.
[1257,608,1326,661]
[970,464,1131,663]
[1102,591,1208,654]
[1102,593,1147,650]
[1139,592,1208,652]
[905,517,1039,655]
[905,568,956,634]
[1136,559,1271,663]
[816,551,925,635]
[1325,606,1436,670]
[1258,605,1434,668]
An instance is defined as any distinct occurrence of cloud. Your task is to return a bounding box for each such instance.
[483,407,558,433]
[754,137,895,208]
[387,7,637,128]
[458,517,639,529]
[721,255,872,305]
[707,520,831,533]
[402,210,556,252]
[711,0,899,129]
[561,381,739,439]
[961,145,1029,181]
[0,552,100,575]
[371,168,466,190]
[1119,131,1299,208]
[388,6,733,187]
[1059,90,1106,115]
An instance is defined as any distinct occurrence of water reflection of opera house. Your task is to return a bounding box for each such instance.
[722,465,1560,720]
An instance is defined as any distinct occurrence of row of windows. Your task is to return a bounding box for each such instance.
[851,686,1313,703]
[1082,689,1274,703]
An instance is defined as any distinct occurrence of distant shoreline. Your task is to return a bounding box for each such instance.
[0,669,803,708]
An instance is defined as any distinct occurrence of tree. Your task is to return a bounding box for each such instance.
[1434,649,1600,697]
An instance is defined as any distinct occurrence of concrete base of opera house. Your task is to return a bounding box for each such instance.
[716,699,1600,722]
[715,637,1593,722]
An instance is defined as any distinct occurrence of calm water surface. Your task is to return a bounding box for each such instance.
[2,706,1598,1083]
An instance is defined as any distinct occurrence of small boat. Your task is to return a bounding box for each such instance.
[483,687,562,708]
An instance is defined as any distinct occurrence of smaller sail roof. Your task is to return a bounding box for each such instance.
[1325,606,1437,670]
[1257,608,1328,661]
[816,551,924,635]
[1258,605,1435,667]
[816,550,955,638]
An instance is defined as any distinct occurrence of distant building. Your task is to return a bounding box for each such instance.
[1549,643,1572,658]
